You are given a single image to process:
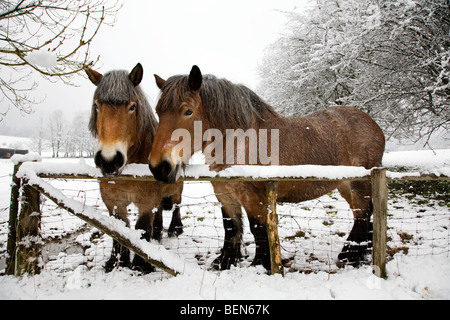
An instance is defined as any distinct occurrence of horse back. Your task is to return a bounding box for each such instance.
[273,106,385,169]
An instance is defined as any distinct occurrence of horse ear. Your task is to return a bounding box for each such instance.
[129,63,144,86]
[188,65,202,92]
[154,74,166,90]
[86,68,103,86]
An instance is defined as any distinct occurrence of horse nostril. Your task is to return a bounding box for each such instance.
[94,151,103,168]
[113,151,124,169]
[149,160,173,183]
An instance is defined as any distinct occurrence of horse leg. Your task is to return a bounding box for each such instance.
[152,198,183,240]
[153,203,163,242]
[161,183,184,237]
[169,206,183,237]
[241,184,271,272]
[132,208,157,273]
[213,205,243,270]
[247,212,271,271]
[211,183,243,270]
[337,181,373,267]
[103,202,131,272]
[165,197,184,237]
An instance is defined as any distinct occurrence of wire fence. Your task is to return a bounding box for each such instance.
[2,172,448,276]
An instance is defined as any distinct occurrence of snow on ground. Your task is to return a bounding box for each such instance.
[0,150,449,300]
[383,149,450,170]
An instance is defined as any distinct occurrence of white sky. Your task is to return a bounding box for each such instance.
[0,0,310,136]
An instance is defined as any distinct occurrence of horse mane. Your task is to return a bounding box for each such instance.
[88,70,158,139]
[158,74,279,130]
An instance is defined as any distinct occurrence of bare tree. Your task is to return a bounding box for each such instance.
[0,0,121,119]
[47,109,64,157]
[67,112,96,157]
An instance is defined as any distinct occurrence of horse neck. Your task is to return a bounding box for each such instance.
[127,98,158,165]
[202,104,281,132]
[200,111,282,171]
[127,128,154,165]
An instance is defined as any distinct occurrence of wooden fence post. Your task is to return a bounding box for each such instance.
[15,179,42,276]
[5,163,21,275]
[266,181,284,276]
[371,168,388,279]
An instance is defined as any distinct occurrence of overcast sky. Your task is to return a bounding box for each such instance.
[0,0,310,137]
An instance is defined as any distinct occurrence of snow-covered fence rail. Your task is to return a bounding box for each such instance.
[5,156,450,278]
[6,159,199,277]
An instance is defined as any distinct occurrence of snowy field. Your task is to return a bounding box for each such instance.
[0,149,449,300]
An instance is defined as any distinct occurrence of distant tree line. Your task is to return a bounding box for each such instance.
[34,109,96,157]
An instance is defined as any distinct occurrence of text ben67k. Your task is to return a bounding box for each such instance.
[180,304,270,317]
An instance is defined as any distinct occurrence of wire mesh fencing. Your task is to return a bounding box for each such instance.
[2,175,448,277]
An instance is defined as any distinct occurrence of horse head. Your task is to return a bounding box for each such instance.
[149,65,203,183]
[87,63,144,176]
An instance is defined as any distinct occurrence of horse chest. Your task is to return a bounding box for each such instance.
[100,180,160,208]
[277,181,338,203]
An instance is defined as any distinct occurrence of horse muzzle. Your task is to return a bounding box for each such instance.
[149,160,181,184]
[95,150,126,176]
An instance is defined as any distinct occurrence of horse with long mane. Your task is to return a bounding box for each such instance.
[149,65,385,271]
[86,63,184,273]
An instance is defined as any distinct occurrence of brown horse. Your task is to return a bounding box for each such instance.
[86,63,183,273]
[149,65,385,271]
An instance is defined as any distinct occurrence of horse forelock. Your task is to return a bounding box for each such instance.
[156,75,189,113]
[157,74,278,130]
[88,70,158,139]
[95,70,135,105]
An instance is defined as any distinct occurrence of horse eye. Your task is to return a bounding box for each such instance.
[94,103,99,112]
[129,104,137,112]
[184,109,193,116]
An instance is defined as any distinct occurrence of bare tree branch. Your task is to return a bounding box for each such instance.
[0,0,122,119]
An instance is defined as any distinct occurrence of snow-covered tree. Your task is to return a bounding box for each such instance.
[258,0,450,143]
